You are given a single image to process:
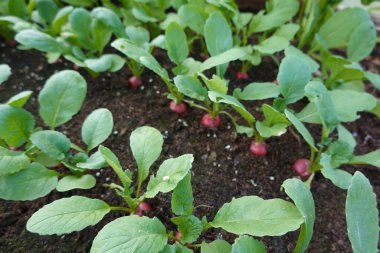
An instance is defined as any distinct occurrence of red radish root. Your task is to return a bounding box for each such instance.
[236,71,249,80]
[201,114,221,129]
[250,141,268,156]
[129,76,143,89]
[169,101,187,115]
[136,202,152,217]
[292,159,311,179]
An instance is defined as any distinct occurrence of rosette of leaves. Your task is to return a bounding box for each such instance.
[0,69,115,200]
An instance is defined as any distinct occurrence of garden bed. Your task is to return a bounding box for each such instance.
[0,40,379,253]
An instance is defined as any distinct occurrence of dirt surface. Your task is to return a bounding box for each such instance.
[0,41,379,253]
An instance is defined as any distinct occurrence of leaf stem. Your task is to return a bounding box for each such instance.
[110,206,132,213]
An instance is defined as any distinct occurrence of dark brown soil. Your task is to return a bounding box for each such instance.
[0,41,379,253]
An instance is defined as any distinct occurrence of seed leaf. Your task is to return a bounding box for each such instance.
[201,240,231,253]
[0,146,30,175]
[56,175,96,192]
[232,235,266,253]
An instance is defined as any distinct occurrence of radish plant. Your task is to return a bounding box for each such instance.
[0,70,114,200]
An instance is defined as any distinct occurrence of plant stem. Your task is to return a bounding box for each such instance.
[183,99,209,112]
[305,172,315,189]
[110,206,132,213]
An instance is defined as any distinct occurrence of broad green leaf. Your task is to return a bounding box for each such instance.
[350,150,380,168]
[282,178,315,253]
[52,6,74,34]
[8,0,27,18]
[56,175,96,192]
[0,105,35,147]
[91,216,167,253]
[76,150,107,170]
[365,72,380,90]
[249,0,299,33]
[126,26,150,47]
[201,240,231,253]
[85,54,125,73]
[284,46,319,73]
[204,11,232,76]
[171,215,203,244]
[326,141,354,168]
[27,196,110,235]
[346,172,379,253]
[91,7,125,38]
[139,56,170,81]
[174,75,207,101]
[0,146,30,175]
[69,8,92,48]
[82,108,113,151]
[145,154,194,198]
[233,82,280,100]
[160,244,193,253]
[317,8,376,61]
[256,104,288,138]
[36,0,59,23]
[208,91,255,124]
[297,90,377,123]
[0,64,11,85]
[0,163,58,201]
[320,154,352,190]
[278,55,312,104]
[30,130,71,160]
[99,146,131,185]
[39,70,87,129]
[200,47,247,73]
[232,235,266,253]
[304,81,339,132]
[253,35,289,54]
[211,196,303,236]
[91,19,112,54]
[15,29,64,53]
[201,74,228,95]
[62,0,96,7]
[284,110,317,151]
[166,22,189,65]
[112,38,152,62]
[178,4,206,34]
[130,126,163,184]
[337,125,357,149]
[7,91,33,107]
[274,24,299,41]
[172,173,194,216]
[256,121,287,138]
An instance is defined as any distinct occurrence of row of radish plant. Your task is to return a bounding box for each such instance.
[0,0,379,252]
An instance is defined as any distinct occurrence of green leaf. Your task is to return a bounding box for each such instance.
[145,154,194,198]
[0,64,11,85]
[200,47,247,73]
[174,75,208,101]
[27,196,110,235]
[160,244,193,253]
[130,126,163,185]
[204,11,232,76]
[166,22,189,65]
[337,125,357,149]
[232,235,266,253]
[0,105,35,147]
[282,178,315,253]
[304,81,340,132]
[253,35,289,54]
[317,8,376,61]
[284,46,319,73]
[30,130,71,160]
[99,146,131,185]
[126,26,150,47]
[0,163,58,201]
[202,74,228,95]
[39,70,87,129]
[91,216,168,253]
[178,4,206,34]
[171,215,203,244]
[172,173,194,216]
[56,175,96,192]
[15,29,64,53]
[8,0,27,18]
[69,8,92,48]
[7,91,33,107]
[52,6,74,34]
[208,91,255,124]
[0,146,30,175]
[85,54,125,73]
[36,0,59,23]
[278,55,312,104]
[211,196,303,236]
[91,7,125,38]
[82,108,113,151]
[365,72,380,90]
[201,240,232,253]
[350,150,380,168]
[139,55,170,81]
[326,141,354,168]
[249,0,299,33]
[297,90,377,123]
[274,24,300,40]
[233,82,280,100]
[320,154,352,190]
[256,104,288,138]
[76,150,107,170]
[346,172,379,253]
[284,110,317,151]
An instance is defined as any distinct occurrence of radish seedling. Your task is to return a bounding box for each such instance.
[0,70,114,200]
